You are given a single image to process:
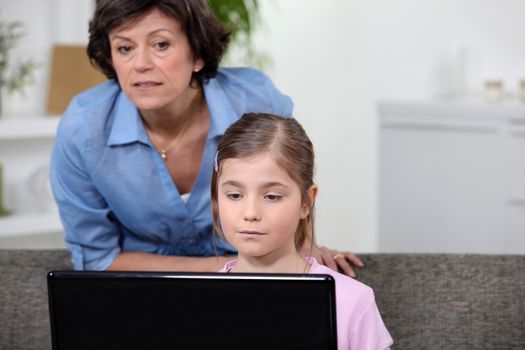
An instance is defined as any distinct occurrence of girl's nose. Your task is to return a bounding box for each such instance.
[244,213,261,222]
[244,200,261,222]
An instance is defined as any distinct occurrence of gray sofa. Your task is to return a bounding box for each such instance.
[0,250,524,349]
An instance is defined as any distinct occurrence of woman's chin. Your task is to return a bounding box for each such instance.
[130,95,169,113]
[136,102,165,113]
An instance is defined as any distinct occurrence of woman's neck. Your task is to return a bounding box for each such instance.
[141,85,204,138]
[232,252,310,274]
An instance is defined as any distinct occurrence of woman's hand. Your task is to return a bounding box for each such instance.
[301,244,364,278]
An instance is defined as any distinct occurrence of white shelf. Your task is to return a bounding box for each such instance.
[0,115,64,242]
[377,99,525,122]
[0,116,60,140]
[0,212,63,238]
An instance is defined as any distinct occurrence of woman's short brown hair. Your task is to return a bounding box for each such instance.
[88,0,231,83]
[211,113,316,252]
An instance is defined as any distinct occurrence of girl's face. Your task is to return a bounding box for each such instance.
[109,8,203,113]
[217,152,311,261]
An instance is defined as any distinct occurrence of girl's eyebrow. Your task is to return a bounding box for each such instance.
[110,28,174,42]
[220,180,289,190]
[220,180,244,188]
[261,182,289,190]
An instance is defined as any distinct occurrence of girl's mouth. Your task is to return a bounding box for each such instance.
[239,230,266,236]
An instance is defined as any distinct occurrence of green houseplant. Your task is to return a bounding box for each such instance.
[208,0,270,68]
[0,19,38,117]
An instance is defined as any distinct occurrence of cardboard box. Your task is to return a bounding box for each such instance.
[46,45,107,115]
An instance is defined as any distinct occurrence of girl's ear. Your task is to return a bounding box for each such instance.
[301,184,318,219]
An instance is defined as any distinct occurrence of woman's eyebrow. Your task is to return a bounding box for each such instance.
[110,28,174,42]
[110,34,129,42]
[147,28,175,36]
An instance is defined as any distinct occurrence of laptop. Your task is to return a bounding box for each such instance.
[47,271,337,350]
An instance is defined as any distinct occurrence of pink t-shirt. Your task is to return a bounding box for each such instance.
[219,258,393,350]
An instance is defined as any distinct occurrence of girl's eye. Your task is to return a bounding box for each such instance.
[116,45,132,54]
[154,41,170,50]
[265,194,282,202]
[226,193,242,200]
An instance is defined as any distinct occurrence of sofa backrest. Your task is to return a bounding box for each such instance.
[0,250,524,350]
[357,254,525,349]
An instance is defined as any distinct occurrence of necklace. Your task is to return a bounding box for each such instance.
[153,117,192,162]
[145,93,205,161]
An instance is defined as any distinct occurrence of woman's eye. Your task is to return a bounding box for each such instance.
[265,194,282,202]
[154,41,170,50]
[116,45,132,54]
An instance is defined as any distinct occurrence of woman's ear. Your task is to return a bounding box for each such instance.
[301,184,318,219]
[193,58,204,72]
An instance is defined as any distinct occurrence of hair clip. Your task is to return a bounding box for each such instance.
[214,151,219,172]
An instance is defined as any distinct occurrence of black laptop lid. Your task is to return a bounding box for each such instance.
[47,271,337,350]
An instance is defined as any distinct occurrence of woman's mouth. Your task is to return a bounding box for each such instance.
[133,81,162,89]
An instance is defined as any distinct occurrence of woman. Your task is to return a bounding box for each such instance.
[51,0,362,274]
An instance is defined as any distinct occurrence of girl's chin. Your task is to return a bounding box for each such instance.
[237,249,269,258]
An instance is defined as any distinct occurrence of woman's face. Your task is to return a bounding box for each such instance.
[109,8,203,113]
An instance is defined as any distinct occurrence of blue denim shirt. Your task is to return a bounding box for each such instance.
[50,67,293,270]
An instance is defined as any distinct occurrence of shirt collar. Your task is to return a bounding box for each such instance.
[220,257,319,273]
[107,91,150,146]
[107,76,238,146]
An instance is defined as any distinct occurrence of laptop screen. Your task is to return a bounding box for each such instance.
[47,271,337,350]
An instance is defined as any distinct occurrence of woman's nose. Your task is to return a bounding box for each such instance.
[134,47,153,72]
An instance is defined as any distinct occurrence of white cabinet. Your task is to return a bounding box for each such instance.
[0,116,64,246]
[378,100,525,254]
[507,123,525,253]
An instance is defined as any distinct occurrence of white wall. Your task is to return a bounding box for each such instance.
[2,0,525,252]
[249,1,379,252]
[254,0,525,253]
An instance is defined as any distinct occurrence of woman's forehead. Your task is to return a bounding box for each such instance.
[109,8,182,36]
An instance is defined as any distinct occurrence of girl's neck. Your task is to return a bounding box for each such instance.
[232,252,310,274]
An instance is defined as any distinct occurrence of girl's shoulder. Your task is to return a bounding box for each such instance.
[309,260,375,303]
[218,259,238,272]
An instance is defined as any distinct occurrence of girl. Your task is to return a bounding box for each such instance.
[211,113,393,349]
